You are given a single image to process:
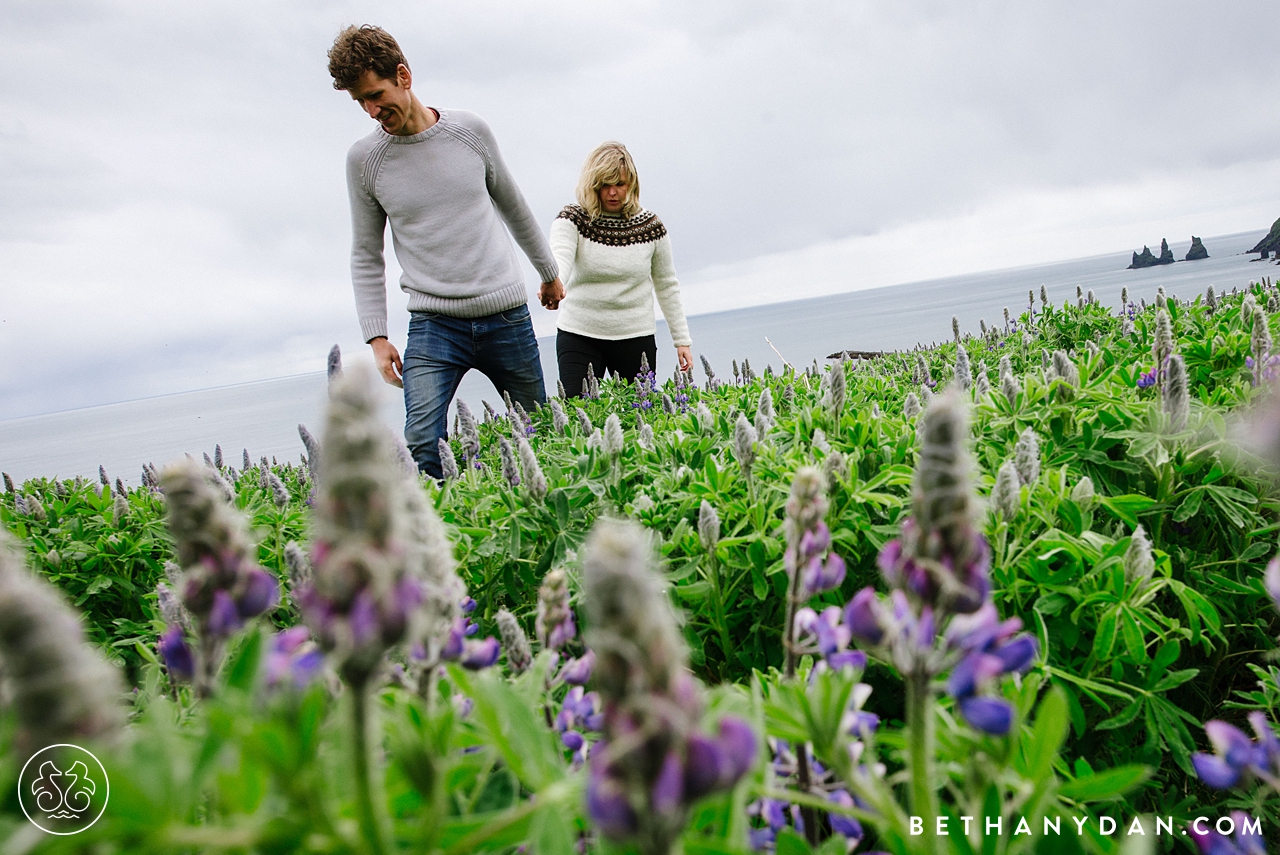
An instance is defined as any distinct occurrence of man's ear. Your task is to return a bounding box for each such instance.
[396,63,412,90]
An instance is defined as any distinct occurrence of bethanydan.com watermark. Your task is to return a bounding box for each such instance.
[906,814,1260,839]
[18,744,110,835]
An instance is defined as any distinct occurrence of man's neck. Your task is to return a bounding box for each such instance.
[396,95,438,136]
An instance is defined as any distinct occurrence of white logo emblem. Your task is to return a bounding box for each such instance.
[18,744,109,835]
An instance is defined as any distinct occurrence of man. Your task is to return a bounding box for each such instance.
[328,25,565,478]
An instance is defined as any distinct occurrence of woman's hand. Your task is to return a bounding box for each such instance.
[676,346,692,372]
[538,277,566,310]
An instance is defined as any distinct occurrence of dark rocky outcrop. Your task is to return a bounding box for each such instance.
[1128,239,1177,269]
[1185,236,1209,261]
[1250,217,1280,259]
[1129,246,1158,269]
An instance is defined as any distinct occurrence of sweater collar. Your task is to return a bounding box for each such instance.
[380,108,449,144]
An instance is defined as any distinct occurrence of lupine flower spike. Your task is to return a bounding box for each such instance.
[535,568,575,650]
[549,398,569,434]
[160,461,279,697]
[1014,428,1040,486]
[456,400,481,464]
[498,438,521,489]
[438,439,459,480]
[953,343,972,391]
[496,609,532,674]
[0,532,125,751]
[582,520,755,855]
[517,436,548,501]
[991,460,1020,520]
[1165,353,1190,431]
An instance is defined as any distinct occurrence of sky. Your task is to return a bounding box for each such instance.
[1,0,1278,419]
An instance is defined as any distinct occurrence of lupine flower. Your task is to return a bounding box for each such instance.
[1137,369,1157,389]
[604,413,625,459]
[327,343,343,390]
[162,460,279,694]
[915,354,933,388]
[461,636,501,669]
[1153,309,1174,388]
[496,609,533,674]
[576,407,594,436]
[823,449,850,491]
[438,438,459,480]
[296,368,431,687]
[0,532,124,750]
[28,494,49,522]
[980,319,987,336]
[561,650,595,685]
[283,540,312,607]
[734,413,758,481]
[1070,476,1095,511]
[1156,286,1167,309]
[587,362,601,399]
[991,460,1020,520]
[699,500,720,553]
[298,424,321,480]
[1188,811,1264,855]
[1014,428,1040,486]
[1206,284,1217,313]
[516,437,547,500]
[756,388,775,436]
[456,401,481,463]
[498,438,521,489]
[99,465,109,487]
[903,392,921,420]
[588,428,604,452]
[785,468,845,600]
[268,472,290,509]
[661,394,676,415]
[829,360,847,419]
[2,472,13,494]
[1051,350,1079,387]
[548,398,569,434]
[953,343,972,391]
[1165,352,1190,431]
[264,626,324,689]
[536,568,576,650]
[159,625,195,681]
[974,369,991,397]
[1040,284,1048,305]
[1003,306,1012,332]
[582,520,756,853]
[115,476,128,498]
[638,422,655,451]
[1124,524,1155,584]
[952,315,960,342]
[1253,310,1273,387]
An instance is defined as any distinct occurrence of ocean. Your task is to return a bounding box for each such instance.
[1,229,1272,486]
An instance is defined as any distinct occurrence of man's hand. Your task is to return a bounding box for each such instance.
[676,346,693,372]
[538,277,566,310]
[370,336,404,388]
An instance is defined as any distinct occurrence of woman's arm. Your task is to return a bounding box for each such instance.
[549,217,579,293]
[652,235,692,349]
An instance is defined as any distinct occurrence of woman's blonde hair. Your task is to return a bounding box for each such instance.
[575,142,641,219]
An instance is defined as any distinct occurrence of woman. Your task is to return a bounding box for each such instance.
[549,141,692,397]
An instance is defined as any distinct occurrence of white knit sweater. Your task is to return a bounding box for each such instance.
[548,206,692,347]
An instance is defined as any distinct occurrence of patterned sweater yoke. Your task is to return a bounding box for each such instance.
[555,205,668,247]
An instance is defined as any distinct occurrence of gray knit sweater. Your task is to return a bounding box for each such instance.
[346,109,559,342]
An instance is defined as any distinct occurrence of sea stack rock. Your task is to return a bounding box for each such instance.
[1185,236,1209,261]
[1157,238,1175,265]
[1250,217,1280,259]
[1128,246,1158,269]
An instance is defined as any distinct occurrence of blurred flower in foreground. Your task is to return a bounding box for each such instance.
[582,519,755,855]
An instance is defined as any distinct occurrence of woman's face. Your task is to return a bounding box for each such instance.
[597,177,630,214]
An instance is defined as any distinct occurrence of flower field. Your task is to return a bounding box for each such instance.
[3,279,1280,854]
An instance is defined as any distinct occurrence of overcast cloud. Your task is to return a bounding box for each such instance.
[1,0,1278,418]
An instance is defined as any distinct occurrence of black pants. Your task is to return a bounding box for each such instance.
[557,330,657,398]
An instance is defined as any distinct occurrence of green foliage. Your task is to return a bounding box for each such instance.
[5,279,1280,851]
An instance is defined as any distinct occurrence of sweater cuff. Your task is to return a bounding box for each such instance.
[360,317,389,343]
[535,262,560,284]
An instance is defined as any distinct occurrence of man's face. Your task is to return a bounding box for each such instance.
[349,66,413,135]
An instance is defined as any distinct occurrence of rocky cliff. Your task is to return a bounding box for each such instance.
[1128,239,1177,269]
[1250,217,1280,259]
[1185,236,1209,261]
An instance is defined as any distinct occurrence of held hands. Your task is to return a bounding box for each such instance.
[538,277,566,310]
[676,346,693,372]
[370,337,404,388]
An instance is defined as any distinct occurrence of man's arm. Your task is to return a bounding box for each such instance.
[468,116,560,288]
[347,144,392,344]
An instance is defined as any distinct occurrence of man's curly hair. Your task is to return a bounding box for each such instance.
[328,25,408,91]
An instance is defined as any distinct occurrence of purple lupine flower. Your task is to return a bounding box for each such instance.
[264,626,325,689]
[1136,369,1157,389]
[827,789,864,842]
[460,636,501,669]
[1192,721,1257,788]
[957,696,1014,735]
[561,649,596,685]
[844,588,885,645]
[581,520,754,850]
[562,730,586,752]
[536,568,576,650]
[1189,812,1264,855]
[159,625,195,681]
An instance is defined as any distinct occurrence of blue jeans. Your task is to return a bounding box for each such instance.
[403,304,546,478]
